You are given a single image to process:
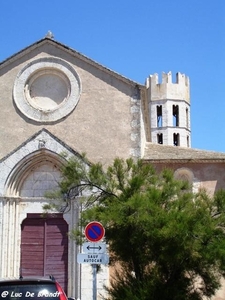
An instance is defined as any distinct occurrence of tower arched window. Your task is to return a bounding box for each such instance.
[186,108,189,128]
[157,133,163,144]
[157,105,162,127]
[173,105,179,127]
[173,133,180,146]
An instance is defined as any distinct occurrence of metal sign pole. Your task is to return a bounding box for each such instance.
[92,264,97,300]
[78,222,107,300]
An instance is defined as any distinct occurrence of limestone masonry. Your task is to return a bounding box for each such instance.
[0,35,225,300]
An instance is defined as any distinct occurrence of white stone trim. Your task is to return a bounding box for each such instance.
[0,130,75,196]
[13,57,81,122]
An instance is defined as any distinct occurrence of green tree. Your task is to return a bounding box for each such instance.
[47,157,225,300]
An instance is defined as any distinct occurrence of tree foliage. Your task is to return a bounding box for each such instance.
[49,156,225,300]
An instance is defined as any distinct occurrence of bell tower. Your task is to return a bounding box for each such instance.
[146,72,191,147]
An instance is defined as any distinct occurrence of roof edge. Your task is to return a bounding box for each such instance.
[143,158,225,163]
[0,37,144,88]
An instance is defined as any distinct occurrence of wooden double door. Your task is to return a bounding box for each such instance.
[20,214,68,292]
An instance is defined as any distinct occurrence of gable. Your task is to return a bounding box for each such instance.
[0,38,142,163]
[0,38,139,89]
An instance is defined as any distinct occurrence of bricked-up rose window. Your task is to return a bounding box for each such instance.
[13,57,81,123]
[26,69,70,110]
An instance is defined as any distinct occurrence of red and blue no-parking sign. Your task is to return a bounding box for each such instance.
[84,221,105,242]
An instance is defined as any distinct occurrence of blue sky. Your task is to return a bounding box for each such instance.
[1,1,225,152]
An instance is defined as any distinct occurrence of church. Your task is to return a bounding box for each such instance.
[1,33,225,299]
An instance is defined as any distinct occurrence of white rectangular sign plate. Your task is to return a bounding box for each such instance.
[77,253,109,265]
[82,242,106,254]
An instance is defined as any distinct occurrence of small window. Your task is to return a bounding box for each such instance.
[173,105,179,127]
[173,133,180,146]
[157,133,163,144]
[186,108,189,128]
[157,105,162,127]
[187,135,190,147]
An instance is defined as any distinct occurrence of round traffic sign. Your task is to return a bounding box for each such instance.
[84,221,105,242]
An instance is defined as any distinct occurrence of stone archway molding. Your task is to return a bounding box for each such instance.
[5,149,64,197]
[0,129,83,197]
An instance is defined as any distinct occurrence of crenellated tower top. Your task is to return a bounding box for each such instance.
[146,71,190,103]
[145,71,191,148]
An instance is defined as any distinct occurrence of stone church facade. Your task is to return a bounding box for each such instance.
[1,35,225,299]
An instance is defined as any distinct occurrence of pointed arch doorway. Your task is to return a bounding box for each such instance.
[20,213,68,293]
